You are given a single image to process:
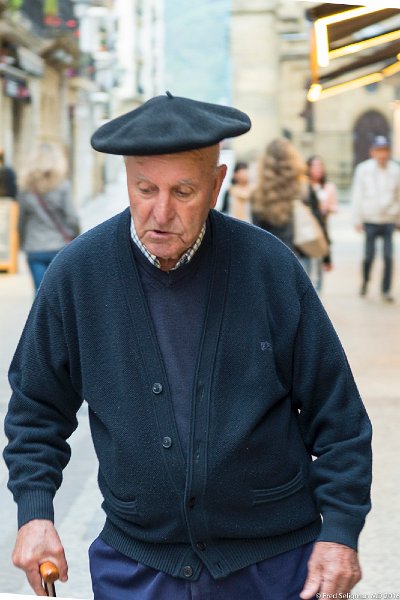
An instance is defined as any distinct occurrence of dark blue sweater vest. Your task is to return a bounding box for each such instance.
[131,223,212,456]
[4,208,372,580]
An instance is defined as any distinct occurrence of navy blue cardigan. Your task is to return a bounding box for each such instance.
[4,208,372,580]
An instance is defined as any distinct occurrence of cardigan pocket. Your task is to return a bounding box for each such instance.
[252,469,304,505]
[104,491,139,522]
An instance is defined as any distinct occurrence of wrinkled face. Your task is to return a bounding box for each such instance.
[371,146,390,167]
[308,158,325,183]
[125,146,226,270]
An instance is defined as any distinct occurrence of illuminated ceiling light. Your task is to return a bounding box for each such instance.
[317,6,383,27]
[315,21,329,67]
[313,6,392,68]
[382,60,400,77]
[307,83,323,102]
[329,29,400,61]
[308,72,384,102]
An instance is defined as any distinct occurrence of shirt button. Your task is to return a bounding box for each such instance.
[162,436,172,448]
[152,383,163,394]
[183,565,193,578]
[196,541,206,551]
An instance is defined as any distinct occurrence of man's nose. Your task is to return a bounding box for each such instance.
[153,192,175,224]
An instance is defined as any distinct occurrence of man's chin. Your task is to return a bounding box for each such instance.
[146,243,181,262]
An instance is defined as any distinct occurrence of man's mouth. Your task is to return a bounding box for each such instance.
[148,230,177,240]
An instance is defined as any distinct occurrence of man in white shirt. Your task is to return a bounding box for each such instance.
[351,136,400,302]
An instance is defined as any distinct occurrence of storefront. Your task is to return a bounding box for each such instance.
[303,2,400,161]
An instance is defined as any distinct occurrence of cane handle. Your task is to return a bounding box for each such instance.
[39,561,59,584]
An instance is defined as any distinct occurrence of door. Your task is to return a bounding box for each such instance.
[353,110,390,166]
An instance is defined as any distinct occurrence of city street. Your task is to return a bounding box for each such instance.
[0,172,399,598]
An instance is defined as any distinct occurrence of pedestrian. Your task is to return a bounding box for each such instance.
[4,93,372,600]
[351,135,400,302]
[223,161,252,221]
[0,148,18,199]
[17,142,80,293]
[251,137,307,253]
[305,156,338,291]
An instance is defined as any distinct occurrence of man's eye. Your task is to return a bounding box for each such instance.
[138,187,152,194]
[175,189,192,198]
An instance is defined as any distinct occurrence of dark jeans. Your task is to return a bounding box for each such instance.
[27,250,60,292]
[89,537,315,600]
[363,223,395,294]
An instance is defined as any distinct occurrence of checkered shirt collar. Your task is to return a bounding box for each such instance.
[130,218,206,271]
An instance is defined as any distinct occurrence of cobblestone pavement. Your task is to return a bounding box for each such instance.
[0,178,399,597]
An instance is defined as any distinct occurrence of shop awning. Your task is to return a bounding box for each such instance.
[305,3,400,101]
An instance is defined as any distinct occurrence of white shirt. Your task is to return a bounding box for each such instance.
[351,158,400,225]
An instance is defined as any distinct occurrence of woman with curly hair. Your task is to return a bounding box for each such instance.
[251,137,307,252]
[18,142,80,293]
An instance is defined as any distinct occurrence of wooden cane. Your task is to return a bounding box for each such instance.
[39,562,59,597]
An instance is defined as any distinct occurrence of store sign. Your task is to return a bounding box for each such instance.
[17,47,44,77]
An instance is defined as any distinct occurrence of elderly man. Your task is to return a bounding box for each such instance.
[352,135,400,302]
[4,93,371,599]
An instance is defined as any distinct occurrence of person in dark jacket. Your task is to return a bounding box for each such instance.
[0,148,18,199]
[4,93,372,600]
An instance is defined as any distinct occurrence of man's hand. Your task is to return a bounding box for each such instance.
[355,224,364,233]
[300,541,362,599]
[12,519,68,596]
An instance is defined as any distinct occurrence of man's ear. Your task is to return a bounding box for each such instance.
[210,164,228,209]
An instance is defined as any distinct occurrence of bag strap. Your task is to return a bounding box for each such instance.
[35,192,72,243]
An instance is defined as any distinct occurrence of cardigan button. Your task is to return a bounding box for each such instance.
[152,382,163,394]
[196,541,206,551]
[162,436,172,448]
[183,565,193,578]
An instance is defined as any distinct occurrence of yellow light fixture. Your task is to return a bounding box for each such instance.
[308,72,384,102]
[313,6,393,68]
[329,29,400,61]
[382,60,400,77]
[307,83,323,102]
[318,6,380,27]
[315,20,330,68]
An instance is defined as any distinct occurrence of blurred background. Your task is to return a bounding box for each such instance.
[0,0,399,597]
[1,0,400,201]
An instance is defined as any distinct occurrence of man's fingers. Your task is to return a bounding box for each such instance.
[300,561,322,599]
[300,574,321,599]
[55,548,69,582]
[25,565,47,596]
[301,542,362,598]
[318,563,362,596]
[11,519,68,592]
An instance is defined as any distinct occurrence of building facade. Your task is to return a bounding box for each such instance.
[0,0,165,206]
[231,0,400,190]
[0,1,79,171]
[70,0,165,201]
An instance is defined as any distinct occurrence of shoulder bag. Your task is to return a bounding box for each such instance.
[292,199,329,259]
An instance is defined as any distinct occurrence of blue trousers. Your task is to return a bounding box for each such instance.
[363,223,395,293]
[89,537,315,600]
[27,250,60,292]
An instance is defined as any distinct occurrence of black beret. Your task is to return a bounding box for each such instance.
[90,91,251,156]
